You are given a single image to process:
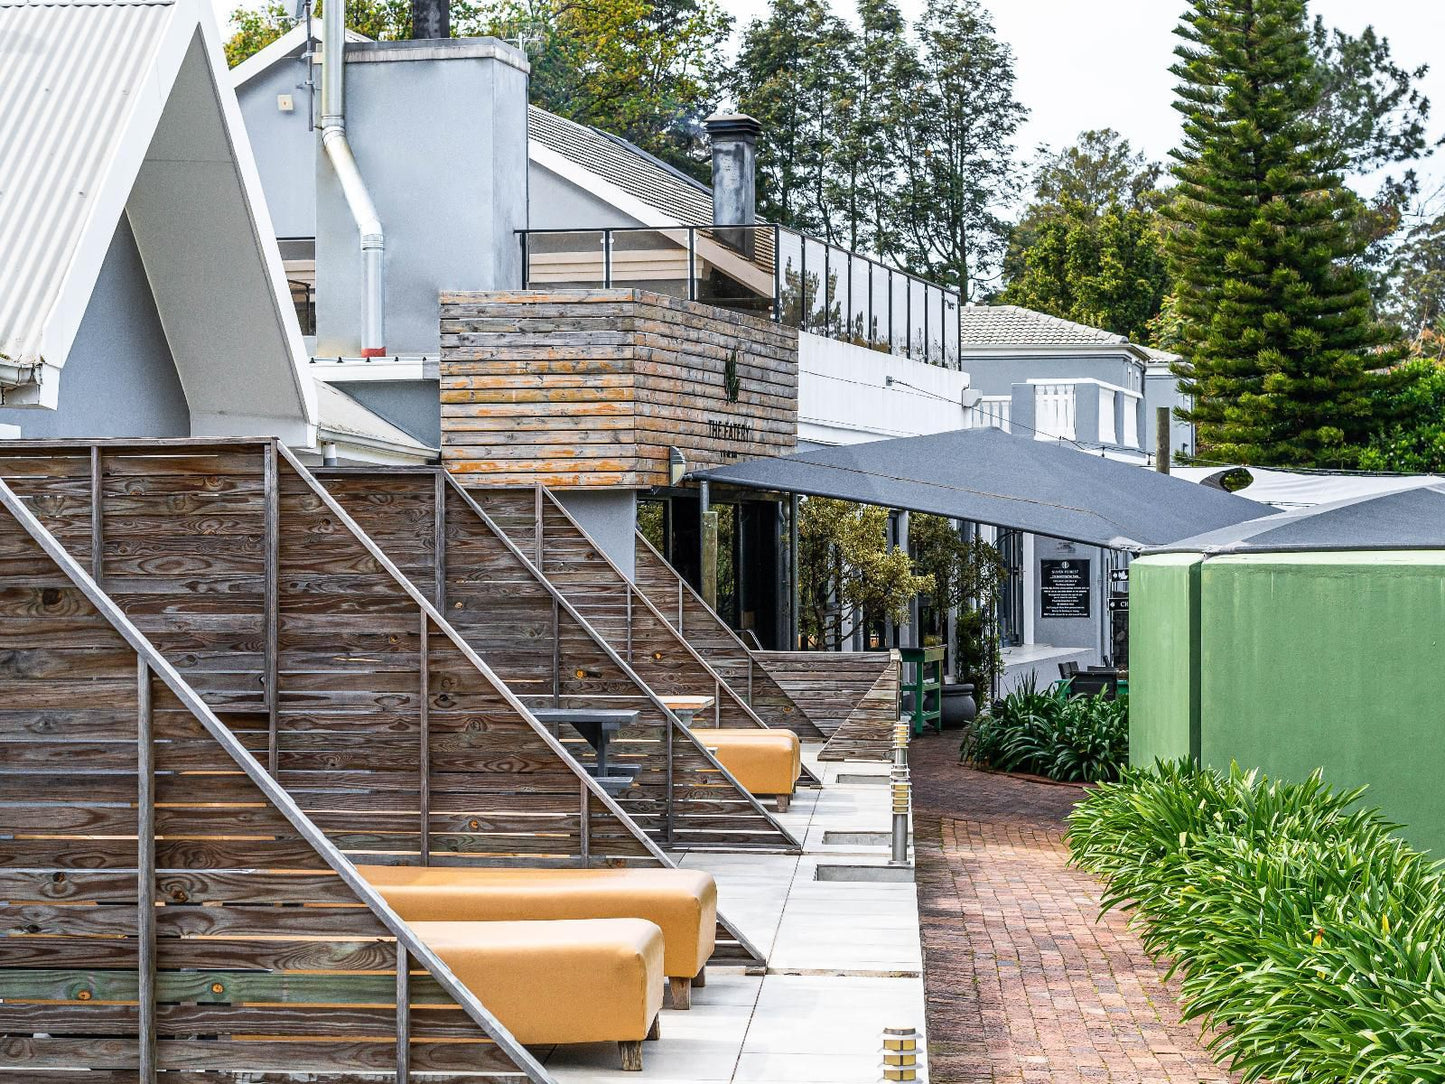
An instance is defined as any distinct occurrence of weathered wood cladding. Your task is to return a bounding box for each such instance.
[472,486,822,743]
[316,467,799,850]
[0,481,546,1082]
[440,290,799,487]
[632,531,816,738]
[0,442,656,872]
[809,653,902,762]
[760,650,902,751]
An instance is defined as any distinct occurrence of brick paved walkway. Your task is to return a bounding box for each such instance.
[911,733,1238,1084]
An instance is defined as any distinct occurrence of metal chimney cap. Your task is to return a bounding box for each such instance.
[704,113,761,142]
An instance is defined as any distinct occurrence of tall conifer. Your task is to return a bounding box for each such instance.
[1166,0,1401,465]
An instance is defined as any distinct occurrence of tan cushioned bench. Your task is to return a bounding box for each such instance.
[696,728,802,800]
[410,918,663,1063]
[358,865,716,984]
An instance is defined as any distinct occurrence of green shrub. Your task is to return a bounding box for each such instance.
[961,674,1127,783]
[1067,762,1445,1081]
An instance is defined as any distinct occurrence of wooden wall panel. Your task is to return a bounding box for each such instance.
[0,490,543,1082]
[471,486,816,740]
[318,469,797,852]
[759,650,902,740]
[631,532,817,738]
[440,290,798,487]
[0,442,654,871]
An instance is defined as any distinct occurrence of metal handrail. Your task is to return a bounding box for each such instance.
[515,223,964,369]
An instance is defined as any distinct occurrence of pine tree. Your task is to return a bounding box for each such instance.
[1166,0,1404,466]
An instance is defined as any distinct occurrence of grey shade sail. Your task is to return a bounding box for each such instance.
[692,427,1265,550]
[1153,483,1445,554]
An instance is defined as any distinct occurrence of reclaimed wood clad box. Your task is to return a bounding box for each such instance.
[440,289,799,487]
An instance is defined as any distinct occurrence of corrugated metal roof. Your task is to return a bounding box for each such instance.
[528,105,713,226]
[957,305,1128,347]
[0,0,175,371]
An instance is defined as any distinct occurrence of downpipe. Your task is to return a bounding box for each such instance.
[320,0,385,357]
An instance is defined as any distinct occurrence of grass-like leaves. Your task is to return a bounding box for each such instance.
[1067,761,1445,1082]
[962,674,1128,783]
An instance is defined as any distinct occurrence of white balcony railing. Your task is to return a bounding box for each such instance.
[1034,383,1077,442]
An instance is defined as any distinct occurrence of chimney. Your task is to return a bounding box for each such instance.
[411,0,450,38]
[705,113,761,229]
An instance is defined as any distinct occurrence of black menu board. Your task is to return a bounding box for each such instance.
[1040,559,1091,619]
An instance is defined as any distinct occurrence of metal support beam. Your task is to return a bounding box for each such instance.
[419,612,431,865]
[700,510,719,610]
[263,443,280,775]
[552,597,562,707]
[789,493,800,650]
[137,659,157,1084]
[395,945,412,1082]
[89,445,103,584]
[579,778,591,863]
[433,470,447,609]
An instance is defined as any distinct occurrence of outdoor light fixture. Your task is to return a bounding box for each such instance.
[668,446,687,486]
[881,1026,920,1081]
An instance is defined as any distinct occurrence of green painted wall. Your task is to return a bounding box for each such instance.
[1195,552,1445,854]
[1128,554,1202,767]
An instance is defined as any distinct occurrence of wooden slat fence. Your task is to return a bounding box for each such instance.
[0,439,764,965]
[759,650,901,738]
[630,530,819,737]
[0,475,551,1082]
[815,651,902,761]
[634,532,898,751]
[474,487,821,742]
[317,467,799,849]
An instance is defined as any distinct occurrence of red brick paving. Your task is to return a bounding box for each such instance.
[910,733,1238,1084]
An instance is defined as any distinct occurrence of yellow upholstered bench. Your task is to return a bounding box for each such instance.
[694,728,802,811]
[410,918,664,1070]
[357,865,716,1008]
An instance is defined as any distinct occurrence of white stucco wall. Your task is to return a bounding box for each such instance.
[797,332,970,446]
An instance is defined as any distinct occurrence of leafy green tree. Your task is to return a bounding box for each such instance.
[223,0,414,68]
[1164,0,1405,467]
[1358,359,1445,471]
[1307,18,1438,174]
[798,498,931,651]
[1001,205,1168,343]
[909,515,1006,691]
[1306,20,1439,305]
[731,0,854,235]
[1384,205,1445,342]
[828,0,916,258]
[1003,129,1163,284]
[474,0,731,178]
[1028,130,1163,220]
[894,0,1025,299]
[226,0,729,179]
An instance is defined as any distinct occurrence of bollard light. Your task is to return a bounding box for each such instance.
[889,719,911,866]
[880,1025,919,1081]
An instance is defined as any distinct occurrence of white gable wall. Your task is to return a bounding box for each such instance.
[126,31,315,441]
[0,215,190,437]
[235,38,317,240]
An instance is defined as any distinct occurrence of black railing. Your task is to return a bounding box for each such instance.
[517,224,963,370]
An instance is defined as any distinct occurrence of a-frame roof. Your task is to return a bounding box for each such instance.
[0,0,316,442]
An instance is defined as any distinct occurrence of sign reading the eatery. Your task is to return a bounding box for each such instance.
[1040,559,1091,619]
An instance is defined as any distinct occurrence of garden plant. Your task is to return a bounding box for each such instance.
[1067,761,1445,1081]
[960,674,1127,783]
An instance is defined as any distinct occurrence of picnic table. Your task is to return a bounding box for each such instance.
[658,695,716,728]
[531,708,641,796]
